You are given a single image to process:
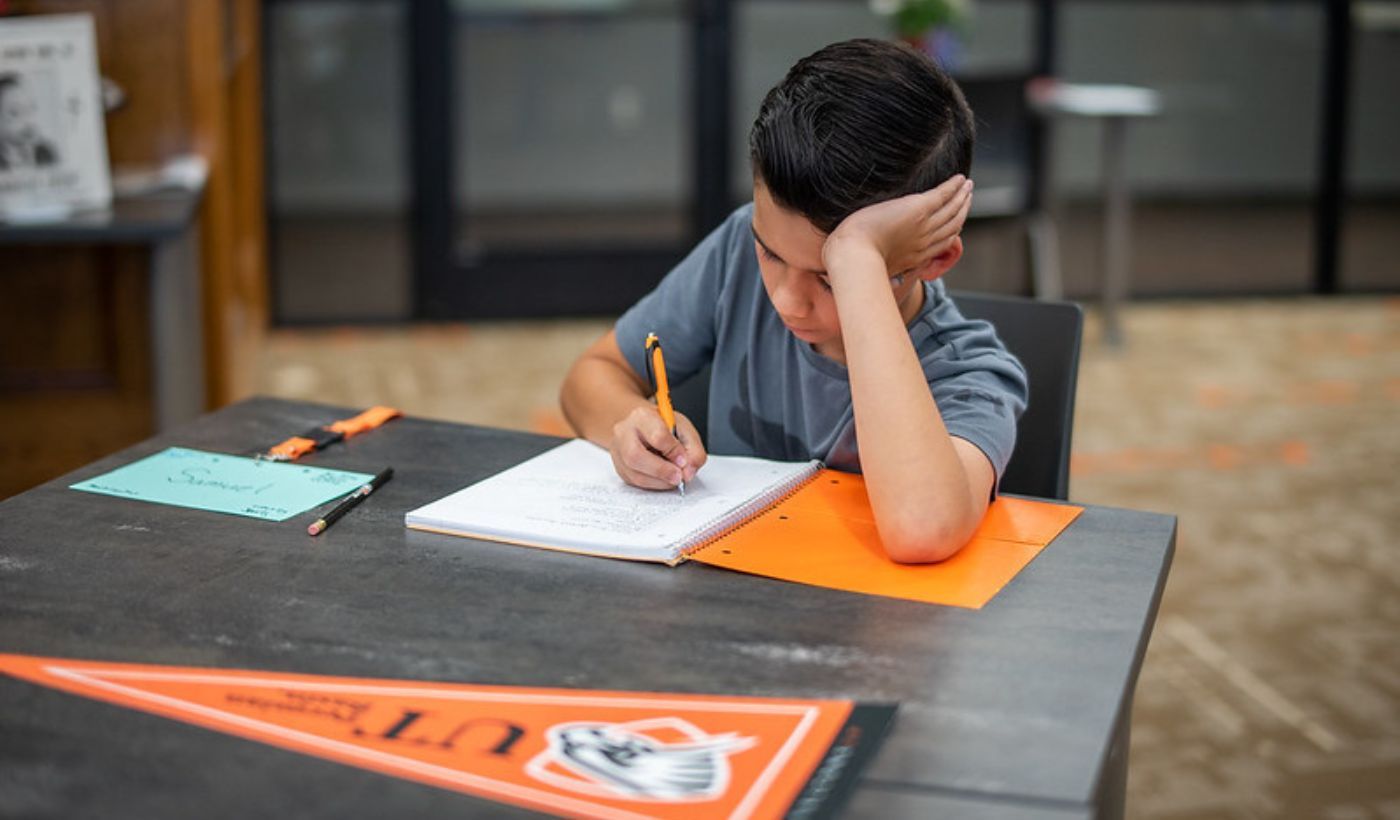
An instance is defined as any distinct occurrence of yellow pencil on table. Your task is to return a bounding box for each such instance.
[644,333,684,496]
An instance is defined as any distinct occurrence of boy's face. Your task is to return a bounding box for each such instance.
[751,183,926,364]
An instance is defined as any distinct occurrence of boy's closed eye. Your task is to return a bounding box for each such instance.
[753,233,834,292]
[753,229,909,291]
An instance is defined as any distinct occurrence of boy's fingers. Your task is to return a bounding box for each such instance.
[611,407,687,489]
[926,182,971,228]
[923,233,953,253]
[927,203,966,241]
[921,183,973,251]
[919,174,968,211]
[675,414,708,481]
[954,189,973,225]
[614,451,680,491]
[612,429,672,488]
[927,173,967,198]
[638,413,688,466]
[920,217,969,259]
[627,468,681,491]
[638,410,692,479]
[922,196,970,244]
[618,431,685,489]
[927,202,970,245]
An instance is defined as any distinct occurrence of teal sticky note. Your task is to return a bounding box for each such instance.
[70,447,376,522]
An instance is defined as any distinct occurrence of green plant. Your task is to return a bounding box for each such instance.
[870,0,971,38]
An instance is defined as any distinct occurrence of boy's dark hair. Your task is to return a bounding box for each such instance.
[749,38,975,234]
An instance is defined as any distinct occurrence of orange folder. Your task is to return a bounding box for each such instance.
[692,470,1082,609]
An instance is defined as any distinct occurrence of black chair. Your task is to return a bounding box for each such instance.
[950,290,1082,500]
[669,291,1083,501]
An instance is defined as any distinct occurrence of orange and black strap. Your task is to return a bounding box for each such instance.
[327,406,402,438]
[261,406,402,461]
[265,435,327,461]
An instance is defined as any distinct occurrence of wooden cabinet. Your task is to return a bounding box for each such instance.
[0,0,266,498]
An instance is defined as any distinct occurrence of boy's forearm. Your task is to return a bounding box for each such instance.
[560,346,653,448]
[828,248,984,562]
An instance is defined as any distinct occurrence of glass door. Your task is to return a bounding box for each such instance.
[416,0,708,318]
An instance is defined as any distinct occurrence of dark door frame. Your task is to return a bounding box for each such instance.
[407,0,728,320]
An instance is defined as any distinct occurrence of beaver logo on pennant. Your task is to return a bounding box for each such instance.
[526,717,758,801]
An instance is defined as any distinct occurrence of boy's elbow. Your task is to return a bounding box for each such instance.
[878,512,975,564]
[558,376,582,434]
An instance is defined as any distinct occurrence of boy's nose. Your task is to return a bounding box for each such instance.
[771,275,811,318]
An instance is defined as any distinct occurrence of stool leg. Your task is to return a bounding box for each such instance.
[1029,106,1063,301]
[1029,210,1064,300]
[1101,117,1131,347]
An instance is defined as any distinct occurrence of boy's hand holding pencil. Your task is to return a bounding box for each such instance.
[605,334,706,494]
[610,404,706,493]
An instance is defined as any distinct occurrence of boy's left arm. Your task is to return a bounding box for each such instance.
[824,176,990,563]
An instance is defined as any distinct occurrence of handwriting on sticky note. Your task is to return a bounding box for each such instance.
[70,447,374,522]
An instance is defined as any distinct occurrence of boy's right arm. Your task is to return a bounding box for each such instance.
[560,329,707,491]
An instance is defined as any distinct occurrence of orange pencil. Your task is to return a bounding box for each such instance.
[644,333,684,496]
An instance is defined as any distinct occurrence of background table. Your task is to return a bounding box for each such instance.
[1,187,206,500]
[0,398,1175,819]
[0,188,206,431]
[1029,81,1164,347]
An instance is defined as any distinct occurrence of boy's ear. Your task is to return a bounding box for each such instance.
[915,236,964,282]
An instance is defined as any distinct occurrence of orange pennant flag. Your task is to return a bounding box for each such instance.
[0,653,892,819]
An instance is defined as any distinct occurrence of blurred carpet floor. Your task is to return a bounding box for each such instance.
[258,296,1400,819]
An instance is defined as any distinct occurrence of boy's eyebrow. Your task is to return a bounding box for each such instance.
[750,224,826,275]
[749,224,783,263]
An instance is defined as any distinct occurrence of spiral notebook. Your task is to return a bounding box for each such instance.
[405,439,822,565]
[406,438,1084,608]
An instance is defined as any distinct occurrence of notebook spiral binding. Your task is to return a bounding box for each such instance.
[673,460,824,565]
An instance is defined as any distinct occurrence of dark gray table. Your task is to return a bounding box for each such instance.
[0,397,1173,819]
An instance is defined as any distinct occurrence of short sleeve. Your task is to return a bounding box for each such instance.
[614,207,748,386]
[918,287,1030,487]
[937,373,1025,484]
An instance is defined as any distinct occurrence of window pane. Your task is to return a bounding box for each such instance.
[732,1,1036,203]
[1056,1,1323,295]
[268,2,412,322]
[452,1,690,254]
[1342,5,1400,291]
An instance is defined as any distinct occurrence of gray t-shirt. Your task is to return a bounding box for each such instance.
[616,203,1028,479]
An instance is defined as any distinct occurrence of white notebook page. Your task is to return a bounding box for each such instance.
[405,439,818,561]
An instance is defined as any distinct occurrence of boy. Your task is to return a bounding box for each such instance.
[560,39,1028,563]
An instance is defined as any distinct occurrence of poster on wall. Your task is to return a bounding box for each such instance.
[0,13,110,220]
